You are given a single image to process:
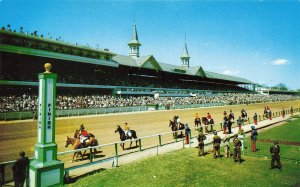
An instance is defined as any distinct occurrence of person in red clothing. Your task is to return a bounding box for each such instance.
[207,113,212,123]
[79,124,89,146]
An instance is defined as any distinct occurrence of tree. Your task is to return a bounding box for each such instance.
[20,26,23,33]
[7,24,11,31]
[275,83,288,91]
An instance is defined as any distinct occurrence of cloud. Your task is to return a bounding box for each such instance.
[222,69,240,76]
[271,58,288,65]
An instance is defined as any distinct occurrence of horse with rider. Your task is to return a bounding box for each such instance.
[201,113,214,133]
[241,109,248,121]
[114,123,138,150]
[65,124,99,162]
[264,106,272,120]
[169,116,185,138]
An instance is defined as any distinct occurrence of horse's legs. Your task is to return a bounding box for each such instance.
[120,143,125,150]
[93,149,97,158]
[71,152,76,162]
[129,138,133,148]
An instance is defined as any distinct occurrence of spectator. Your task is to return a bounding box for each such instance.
[12,151,30,187]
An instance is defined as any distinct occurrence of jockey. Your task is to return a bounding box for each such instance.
[207,113,212,123]
[79,124,90,146]
[223,111,227,116]
[176,116,181,124]
[195,113,200,124]
[124,122,132,137]
[195,113,200,120]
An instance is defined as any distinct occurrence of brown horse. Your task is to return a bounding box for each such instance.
[201,117,214,133]
[114,125,138,150]
[65,134,99,162]
[169,120,184,138]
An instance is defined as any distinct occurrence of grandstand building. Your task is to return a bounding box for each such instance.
[0,22,255,97]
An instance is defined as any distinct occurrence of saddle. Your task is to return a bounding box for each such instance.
[80,135,90,146]
[126,130,132,138]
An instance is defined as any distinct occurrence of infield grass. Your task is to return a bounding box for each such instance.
[66,118,300,187]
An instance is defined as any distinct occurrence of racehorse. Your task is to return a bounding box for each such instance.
[264,108,272,119]
[114,125,138,150]
[169,120,185,138]
[194,117,201,127]
[65,135,99,162]
[241,110,248,121]
[201,117,214,133]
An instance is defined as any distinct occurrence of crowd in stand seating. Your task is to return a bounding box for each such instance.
[0,93,299,113]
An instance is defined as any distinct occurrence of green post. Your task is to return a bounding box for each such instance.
[259,115,261,121]
[29,63,64,187]
[139,139,142,151]
[158,135,162,146]
[89,148,93,162]
[114,143,118,167]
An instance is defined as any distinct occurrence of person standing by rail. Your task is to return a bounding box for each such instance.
[12,151,30,187]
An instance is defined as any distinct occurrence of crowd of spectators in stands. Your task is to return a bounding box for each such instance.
[1,93,299,113]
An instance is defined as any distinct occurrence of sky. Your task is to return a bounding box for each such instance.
[0,0,300,90]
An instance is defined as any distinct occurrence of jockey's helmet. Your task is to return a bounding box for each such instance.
[80,124,85,130]
[19,151,25,157]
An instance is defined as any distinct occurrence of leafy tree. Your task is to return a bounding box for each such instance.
[275,83,288,91]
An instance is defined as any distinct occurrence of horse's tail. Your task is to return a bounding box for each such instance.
[132,130,138,139]
[93,139,99,146]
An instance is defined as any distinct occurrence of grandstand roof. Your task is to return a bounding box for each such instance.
[0,30,115,55]
[0,44,119,67]
[112,55,253,84]
[205,71,253,84]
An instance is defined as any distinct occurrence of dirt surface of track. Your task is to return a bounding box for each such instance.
[0,100,299,163]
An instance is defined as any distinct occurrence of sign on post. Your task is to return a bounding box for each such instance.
[29,63,64,187]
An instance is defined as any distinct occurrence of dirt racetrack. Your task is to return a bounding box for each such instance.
[0,100,299,165]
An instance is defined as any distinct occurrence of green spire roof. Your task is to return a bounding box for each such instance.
[128,22,141,46]
[181,43,190,59]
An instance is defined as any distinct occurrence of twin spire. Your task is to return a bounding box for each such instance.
[128,20,141,58]
[128,20,190,67]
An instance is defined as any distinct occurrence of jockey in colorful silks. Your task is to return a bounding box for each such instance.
[195,113,201,127]
[79,124,90,146]
[207,113,212,123]
[124,122,132,138]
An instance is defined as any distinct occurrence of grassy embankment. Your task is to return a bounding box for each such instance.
[66,118,300,187]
